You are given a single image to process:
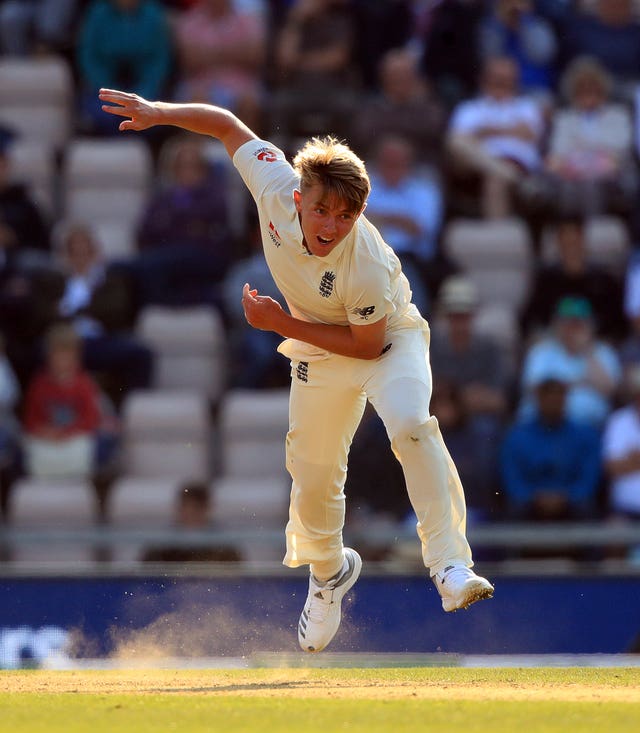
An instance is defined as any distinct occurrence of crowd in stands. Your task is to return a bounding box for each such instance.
[2,0,640,563]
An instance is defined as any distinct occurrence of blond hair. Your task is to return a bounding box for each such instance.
[293,136,370,214]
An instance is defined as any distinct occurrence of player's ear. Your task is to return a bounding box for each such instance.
[293,189,302,213]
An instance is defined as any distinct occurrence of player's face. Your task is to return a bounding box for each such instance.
[294,184,362,257]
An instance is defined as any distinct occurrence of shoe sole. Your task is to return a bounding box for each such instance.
[443,580,494,612]
[298,548,362,652]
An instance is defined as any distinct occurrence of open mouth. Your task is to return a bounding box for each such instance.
[317,236,334,245]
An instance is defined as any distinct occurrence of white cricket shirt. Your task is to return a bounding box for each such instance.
[233,139,424,360]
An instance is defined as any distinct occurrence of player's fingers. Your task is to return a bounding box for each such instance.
[102,104,132,118]
[99,88,135,102]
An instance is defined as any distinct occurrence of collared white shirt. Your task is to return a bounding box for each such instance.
[233,139,423,360]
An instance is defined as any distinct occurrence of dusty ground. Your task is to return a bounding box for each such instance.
[2,669,639,703]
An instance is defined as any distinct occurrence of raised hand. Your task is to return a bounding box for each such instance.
[98,88,158,132]
[242,283,285,332]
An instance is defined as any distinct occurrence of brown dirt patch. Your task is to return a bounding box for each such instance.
[1,669,639,703]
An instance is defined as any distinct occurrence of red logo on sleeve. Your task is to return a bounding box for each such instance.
[255,147,277,162]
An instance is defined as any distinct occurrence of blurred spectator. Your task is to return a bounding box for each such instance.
[0,335,21,519]
[479,0,558,96]
[446,55,544,218]
[501,369,601,520]
[22,324,118,482]
[269,0,357,143]
[563,0,640,99]
[520,213,626,342]
[419,0,485,109]
[351,48,446,165]
[222,219,289,389]
[174,0,265,132]
[77,0,173,134]
[0,138,49,253]
[540,56,637,219]
[429,276,510,442]
[520,296,621,427]
[0,0,79,55]
[602,365,640,519]
[141,481,242,561]
[52,223,153,406]
[365,135,443,317]
[350,0,413,91]
[344,404,410,528]
[134,134,232,306]
[430,380,501,523]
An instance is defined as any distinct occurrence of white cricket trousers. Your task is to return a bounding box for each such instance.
[282,325,473,577]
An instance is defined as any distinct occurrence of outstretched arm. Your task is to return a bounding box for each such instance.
[99,89,257,158]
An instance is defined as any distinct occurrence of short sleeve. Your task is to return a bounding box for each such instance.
[602,411,632,461]
[233,139,297,204]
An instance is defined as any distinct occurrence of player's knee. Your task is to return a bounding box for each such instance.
[390,414,438,446]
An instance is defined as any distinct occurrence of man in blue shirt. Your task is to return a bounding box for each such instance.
[501,369,601,520]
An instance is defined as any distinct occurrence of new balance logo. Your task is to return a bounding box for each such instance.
[319,270,336,298]
[351,304,376,320]
[296,361,309,382]
[255,147,277,162]
[380,342,392,355]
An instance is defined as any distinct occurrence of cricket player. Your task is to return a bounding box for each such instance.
[100,89,494,652]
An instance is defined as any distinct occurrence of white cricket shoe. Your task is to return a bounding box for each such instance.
[298,548,362,653]
[433,564,494,612]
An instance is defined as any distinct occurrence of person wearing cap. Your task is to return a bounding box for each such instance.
[430,275,510,428]
[520,295,621,427]
[602,366,640,520]
[501,368,601,521]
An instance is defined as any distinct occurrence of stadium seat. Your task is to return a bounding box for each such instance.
[213,476,289,527]
[0,57,73,148]
[6,139,57,217]
[62,138,152,258]
[541,215,630,275]
[7,477,99,562]
[442,218,533,311]
[9,477,99,527]
[219,389,290,480]
[136,306,228,402]
[121,390,211,481]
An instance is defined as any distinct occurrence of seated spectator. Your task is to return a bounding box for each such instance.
[520,213,626,342]
[0,0,79,55]
[365,135,443,317]
[174,0,265,132]
[430,276,510,435]
[222,220,289,389]
[351,48,446,165]
[21,324,119,484]
[141,481,242,561]
[446,55,544,218]
[541,56,637,219]
[350,0,413,91]
[602,365,640,520]
[269,0,357,144]
[134,134,233,307]
[564,0,640,100]
[520,296,621,427]
[0,137,49,254]
[0,335,21,519]
[344,403,411,536]
[53,223,153,406]
[501,368,601,520]
[430,380,501,523]
[77,0,172,134]
[419,0,485,109]
[479,0,558,97]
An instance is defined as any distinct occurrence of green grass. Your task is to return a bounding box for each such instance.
[1,667,639,733]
